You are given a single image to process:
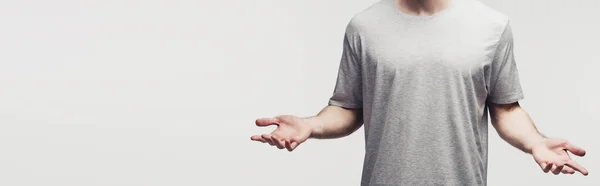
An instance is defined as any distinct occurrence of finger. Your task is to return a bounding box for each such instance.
[271,135,285,149]
[552,163,564,175]
[285,140,293,151]
[561,166,575,174]
[261,134,275,146]
[291,135,308,145]
[542,162,553,173]
[251,135,267,143]
[564,160,589,176]
[538,161,547,171]
[255,118,279,127]
[565,142,586,157]
[290,141,299,150]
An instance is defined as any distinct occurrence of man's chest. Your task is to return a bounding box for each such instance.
[360,29,493,76]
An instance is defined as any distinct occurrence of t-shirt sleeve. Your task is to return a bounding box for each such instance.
[327,32,363,109]
[487,21,525,104]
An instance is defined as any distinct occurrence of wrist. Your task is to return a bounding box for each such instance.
[303,116,322,139]
[525,135,547,153]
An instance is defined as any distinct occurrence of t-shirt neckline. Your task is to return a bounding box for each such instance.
[387,0,463,21]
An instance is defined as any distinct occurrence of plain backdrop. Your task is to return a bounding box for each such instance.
[0,0,598,185]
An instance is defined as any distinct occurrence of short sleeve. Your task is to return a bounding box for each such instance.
[328,32,363,109]
[487,22,525,104]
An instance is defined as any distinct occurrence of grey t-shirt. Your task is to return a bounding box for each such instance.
[327,0,524,185]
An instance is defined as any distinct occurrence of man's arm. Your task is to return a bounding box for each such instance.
[489,101,589,175]
[251,105,362,151]
[488,102,544,154]
[306,105,363,139]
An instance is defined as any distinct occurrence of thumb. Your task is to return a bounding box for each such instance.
[565,142,586,157]
[255,117,279,127]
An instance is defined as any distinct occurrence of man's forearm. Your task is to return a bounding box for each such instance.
[304,105,363,139]
[489,102,546,154]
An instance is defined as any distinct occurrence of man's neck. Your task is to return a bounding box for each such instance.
[395,0,454,16]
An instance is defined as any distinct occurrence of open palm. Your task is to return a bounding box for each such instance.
[250,115,312,151]
[532,138,588,175]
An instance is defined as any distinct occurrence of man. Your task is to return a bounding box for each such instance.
[250,0,589,185]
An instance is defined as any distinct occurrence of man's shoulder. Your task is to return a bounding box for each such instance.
[344,0,390,35]
[461,0,510,29]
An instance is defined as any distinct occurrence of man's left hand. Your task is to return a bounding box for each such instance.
[531,138,588,175]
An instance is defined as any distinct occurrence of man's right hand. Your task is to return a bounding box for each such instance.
[250,115,313,152]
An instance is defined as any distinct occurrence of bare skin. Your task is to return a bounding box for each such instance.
[489,102,588,175]
[395,0,454,16]
[251,0,588,177]
[251,106,362,151]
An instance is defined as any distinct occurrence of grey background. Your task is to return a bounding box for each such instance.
[0,0,597,185]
